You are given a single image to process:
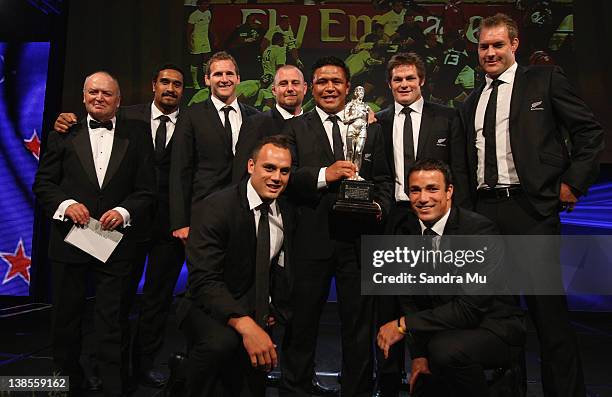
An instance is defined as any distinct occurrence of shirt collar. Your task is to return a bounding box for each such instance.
[419,207,451,236]
[247,178,277,216]
[276,104,302,120]
[211,95,239,114]
[485,62,518,90]
[315,105,344,124]
[394,96,424,116]
[87,115,116,133]
[151,102,179,124]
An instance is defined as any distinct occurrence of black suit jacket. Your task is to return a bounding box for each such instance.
[282,109,394,259]
[250,106,288,138]
[376,101,456,177]
[391,206,525,358]
[169,99,259,230]
[120,103,179,236]
[452,65,604,216]
[33,118,156,263]
[180,180,294,325]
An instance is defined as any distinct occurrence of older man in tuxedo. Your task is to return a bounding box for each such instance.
[451,13,604,396]
[34,71,156,396]
[53,64,188,388]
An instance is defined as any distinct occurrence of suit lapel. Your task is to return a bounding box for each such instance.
[380,105,396,176]
[307,111,334,163]
[508,66,527,151]
[204,99,229,149]
[72,122,100,190]
[101,122,129,189]
[417,102,433,160]
[271,106,287,132]
[238,181,257,264]
[467,82,485,171]
[235,102,253,155]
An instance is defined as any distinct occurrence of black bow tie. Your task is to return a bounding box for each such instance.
[89,119,113,130]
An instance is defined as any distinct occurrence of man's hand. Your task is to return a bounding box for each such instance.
[65,203,90,226]
[377,318,405,359]
[409,357,432,393]
[172,227,190,244]
[228,316,277,372]
[559,182,579,213]
[54,113,78,133]
[368,108,377,124]
[100,210,124,231]
[325,161,356,184]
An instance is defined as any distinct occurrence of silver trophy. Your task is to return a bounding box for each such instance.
[343,86,369,180]
[333,86,378,215]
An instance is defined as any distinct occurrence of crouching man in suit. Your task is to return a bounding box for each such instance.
[177,135,294,396]
[377,159,525,397]
[33,71,156,396]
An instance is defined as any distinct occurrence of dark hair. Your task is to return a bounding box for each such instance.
[479,13,519,41]
[205,51,240,77]
[310,56,351,82]
[386,52,426,82]
[408,159,454,189]
[152,63,185,82]
[251,135,291,161]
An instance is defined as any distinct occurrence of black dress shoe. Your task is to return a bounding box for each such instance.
[140,369,168,388]
[164,352,187,397]
[308,375,339,396]
[86,375,103,392]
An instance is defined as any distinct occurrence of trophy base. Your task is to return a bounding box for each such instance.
[333,200,380,214]
[333,179,379,214]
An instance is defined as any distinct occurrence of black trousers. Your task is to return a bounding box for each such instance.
[180,304,267,397]
[476,192,586,397]
[52,255,140,396]
[132,231,185,374]
[411,328,514,397]
[280,240,374,397]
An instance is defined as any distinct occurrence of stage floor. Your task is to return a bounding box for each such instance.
[1,298,611,396]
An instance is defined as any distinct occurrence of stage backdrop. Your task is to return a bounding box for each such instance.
[0,42,50,296]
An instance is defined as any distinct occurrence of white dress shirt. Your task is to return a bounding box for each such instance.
[247,179,285,267]
[53,115,130,226]
[211,95,243,154]
[475,62,520,189]
[392,97,424,201]
[276,103,303,120]
[315,106,350,189]
[150,102,179,149]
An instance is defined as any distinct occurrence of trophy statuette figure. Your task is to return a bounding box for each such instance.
[333,86,379,214]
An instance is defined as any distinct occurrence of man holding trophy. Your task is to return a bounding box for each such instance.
[280,56,393,397]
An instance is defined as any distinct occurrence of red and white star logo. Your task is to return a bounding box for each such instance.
[24,130,41,160]
[1,239,31,285]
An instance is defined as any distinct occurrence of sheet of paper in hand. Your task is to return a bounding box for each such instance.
[64,218,123,263]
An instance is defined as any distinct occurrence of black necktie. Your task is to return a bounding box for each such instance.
[255,202,271,327]
[401,107,415,195]
[155,115,170,160]
[89,119,113,130]
[328,115,345,161]
[423,227,437,236]
[484,79,502,188]
[221,106,235,154]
